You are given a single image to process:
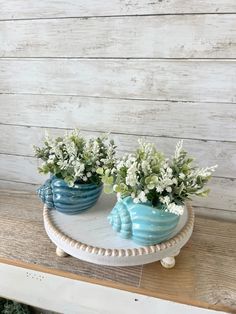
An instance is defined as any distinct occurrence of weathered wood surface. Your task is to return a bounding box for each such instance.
[0,156,235,212]
[0,191,142,287]
[194,207,236,222]
[140,217,236,310]
[0,0,236,19]
[1,15,236,58]
[0,59,235,103]
[0,124,235,179]
[0,94,235,142]
[0,191,235,312]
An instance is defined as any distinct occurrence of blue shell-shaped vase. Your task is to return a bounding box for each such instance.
[108,197,180,246]
[37,176,103,214]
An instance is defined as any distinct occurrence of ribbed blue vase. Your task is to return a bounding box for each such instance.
[108,196,180,246]
[37,176,103,214]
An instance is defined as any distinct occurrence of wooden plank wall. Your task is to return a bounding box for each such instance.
[0,1,235,219]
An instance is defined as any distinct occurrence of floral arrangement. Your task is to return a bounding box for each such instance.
[34,130,116,187]
[102,140,217,215]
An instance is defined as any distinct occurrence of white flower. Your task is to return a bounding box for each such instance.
[133,198,140,204]
[175,140,184,159]
[166,186,172,193]
[172,178,177,185]
[87,172,92,177]
[160,196,170,205]
[167,203,184,216]
[126,162,138,187]
[48,154,56,161]
[117,192,121,200]
[179,173,185,180]
[156,186,164,193]
[138,191,147,203]
[83,176,88,181]
[193,165,218,178]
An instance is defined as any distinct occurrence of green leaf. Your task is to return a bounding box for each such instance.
[104,184,113,194]
[196,188,210,197]
[96,167,104,175]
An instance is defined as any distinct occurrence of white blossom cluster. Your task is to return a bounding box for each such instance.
[34,130,116,187]
[110,139,217,216]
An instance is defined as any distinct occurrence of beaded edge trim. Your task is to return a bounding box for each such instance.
[43,204,194,258]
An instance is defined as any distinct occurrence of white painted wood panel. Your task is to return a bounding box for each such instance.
[1,15,236,58]
[0,0,235,221]
[0,58,236,102]
[0,179,38,192]
[0,155,43,184]
[192,177,236,211]
[0,263,226,314]
[0,0,235,19]
[0,124,235,179]
[0,94,235,142]
[0,154,235,211]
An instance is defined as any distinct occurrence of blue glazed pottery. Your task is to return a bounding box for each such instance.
[37,176,103,214]
[108,196,180,246]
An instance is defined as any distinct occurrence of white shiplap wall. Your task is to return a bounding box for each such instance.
[0,1,235,219]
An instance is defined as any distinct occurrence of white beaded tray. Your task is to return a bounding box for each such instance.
[43,194,194,268]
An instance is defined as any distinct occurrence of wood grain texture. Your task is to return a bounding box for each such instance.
[192,177,236,211]
[0,155,235,212]
[0,124,235,179]
[141,217,236,311]
[0,0,235,223]
[0,94,235,141]
[0,59,235,103]
[194,207,236,222]
[1,15,236,58]
[0,191,142,287]
[0,179,39,192]
[0,0,236,19]
[0,191,235,312]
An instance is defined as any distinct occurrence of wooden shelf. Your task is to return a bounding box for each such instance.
[0,190,235,313]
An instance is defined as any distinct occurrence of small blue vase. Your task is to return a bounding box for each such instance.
[108,196,180,246]
[37,176,103,214]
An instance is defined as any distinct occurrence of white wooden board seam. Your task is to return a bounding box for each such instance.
[1,0,236,18]
[1,12,236,21]
[0,92,235,106]
[1,57,236,61]
[0,125,235,144]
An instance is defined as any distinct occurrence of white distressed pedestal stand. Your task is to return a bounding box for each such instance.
[43,194,194,268]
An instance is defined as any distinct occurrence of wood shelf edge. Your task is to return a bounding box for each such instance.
[0,257,232,313]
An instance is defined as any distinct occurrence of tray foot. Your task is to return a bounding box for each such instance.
[160,250,180,268]
[56,246,69,257]
[160,256,175,268]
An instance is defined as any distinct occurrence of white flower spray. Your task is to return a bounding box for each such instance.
[105,139,217,216]
[34,130,117,187]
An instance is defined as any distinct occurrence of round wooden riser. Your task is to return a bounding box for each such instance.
[43,194,194,268]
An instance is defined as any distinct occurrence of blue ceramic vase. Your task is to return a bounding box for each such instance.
[37,176,103,214]
[108,196,180,246]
